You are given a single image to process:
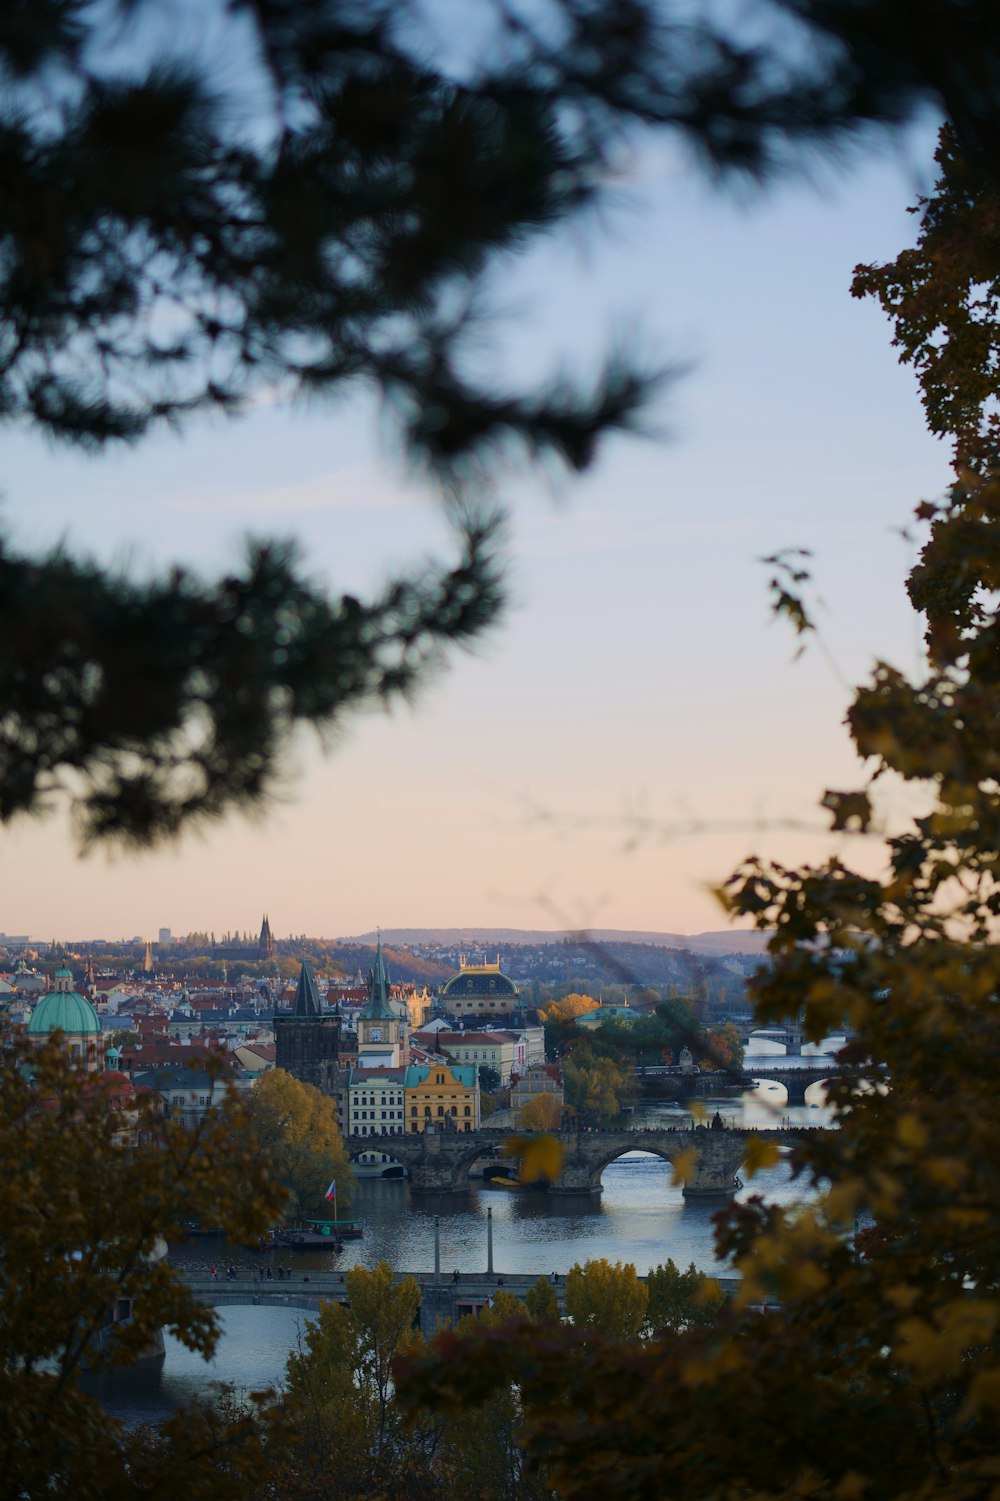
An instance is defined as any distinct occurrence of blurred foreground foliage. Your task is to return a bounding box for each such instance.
[0,1038,289,1501]
[5,0,1000,846]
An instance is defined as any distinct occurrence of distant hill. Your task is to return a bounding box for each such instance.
[344,927,769,956]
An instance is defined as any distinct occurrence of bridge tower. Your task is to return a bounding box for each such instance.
[274,960,343,1092]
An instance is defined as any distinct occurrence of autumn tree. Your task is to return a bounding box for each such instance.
[540,994,601,1024]
[700,1022,744,1073]
[562,1046,637,1125]
[0,1039,288,1501]
[396,127,1000,1501]
[525,1276,562,1322]
[645,1259,725,1335]
[243,1069,350,1219]
[439,1291,552,1501]
[278,1262,432,1498]
[564,1259,648,1341]
[517,1093,563,1132]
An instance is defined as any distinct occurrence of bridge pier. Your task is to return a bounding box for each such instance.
[680,1131,746,1197]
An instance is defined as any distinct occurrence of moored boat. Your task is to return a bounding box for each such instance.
[270,1217,364,1249]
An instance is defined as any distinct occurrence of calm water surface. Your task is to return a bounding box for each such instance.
[88,1039,838,1422]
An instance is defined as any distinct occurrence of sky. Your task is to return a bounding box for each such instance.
[0,121,951,944]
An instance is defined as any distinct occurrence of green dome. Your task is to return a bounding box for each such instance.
[28,990,101,1037]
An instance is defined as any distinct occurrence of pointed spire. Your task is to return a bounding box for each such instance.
[259,913,274,961]
[292,960,321,1018]
[362,932,395,1020]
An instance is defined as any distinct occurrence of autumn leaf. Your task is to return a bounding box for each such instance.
[670,1148,698,1187]
[502,1133,565,1184]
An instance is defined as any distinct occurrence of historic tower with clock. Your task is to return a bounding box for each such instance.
[357,935,402,1069]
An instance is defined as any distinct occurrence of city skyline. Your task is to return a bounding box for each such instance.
[1,129,946,940]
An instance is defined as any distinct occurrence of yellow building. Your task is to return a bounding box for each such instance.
[404,1061,480,1133]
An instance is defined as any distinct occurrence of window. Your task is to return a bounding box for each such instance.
[411,1105,417,1116]
[437,1106,444,1116]
[464,1105,471,1116]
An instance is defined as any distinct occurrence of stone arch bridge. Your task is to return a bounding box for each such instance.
[343,1125,813,1196]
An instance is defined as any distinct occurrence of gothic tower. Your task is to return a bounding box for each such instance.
[258,914,274,961]
[274,960,342,1092]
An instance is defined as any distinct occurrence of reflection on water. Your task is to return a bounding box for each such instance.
[91,1037,841,1425]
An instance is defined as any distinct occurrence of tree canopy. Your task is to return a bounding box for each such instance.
[243,1067,350,1218]
[7,0,1000,847]
[0,1039,287,1501]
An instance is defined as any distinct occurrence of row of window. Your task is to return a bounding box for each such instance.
[411,1104,472,1117]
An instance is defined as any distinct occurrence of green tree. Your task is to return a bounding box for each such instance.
[478,1064,502,1094]
[0,1039,288,1501]
[243,1069,350,1219]
[645,1259,725,1334]
[525,1276,561,1322]
[563,1259,648,1340]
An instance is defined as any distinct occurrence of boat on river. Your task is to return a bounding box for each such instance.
[270,1217,363,1249]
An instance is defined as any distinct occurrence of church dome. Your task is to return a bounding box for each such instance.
[28,987,101,1037]
[441,957,519,1000]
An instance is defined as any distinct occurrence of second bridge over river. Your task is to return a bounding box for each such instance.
[342,1124,817,1196]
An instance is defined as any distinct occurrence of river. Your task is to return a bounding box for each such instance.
[85,1038,838,1422]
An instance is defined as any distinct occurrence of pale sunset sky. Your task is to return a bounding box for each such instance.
[1,125,948,943]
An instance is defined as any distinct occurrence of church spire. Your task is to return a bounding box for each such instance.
[259,913,274,961]
[292,960,322,1019]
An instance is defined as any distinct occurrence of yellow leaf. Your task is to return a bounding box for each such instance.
[502,1133,565,1184]
[743,1137,781,1176]
[671,1148,698,1187]
[694,1276,722,1308]
[895,1113,927,1149]
[958,1367,1000,1423]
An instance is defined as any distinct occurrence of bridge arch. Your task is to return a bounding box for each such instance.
[555,1126,807,1197]
[743,1067,832,1107]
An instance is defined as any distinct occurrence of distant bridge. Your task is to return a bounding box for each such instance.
[635,1057,839,1105]
[341,1124,820,1196]
[177,1266,744,1337]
